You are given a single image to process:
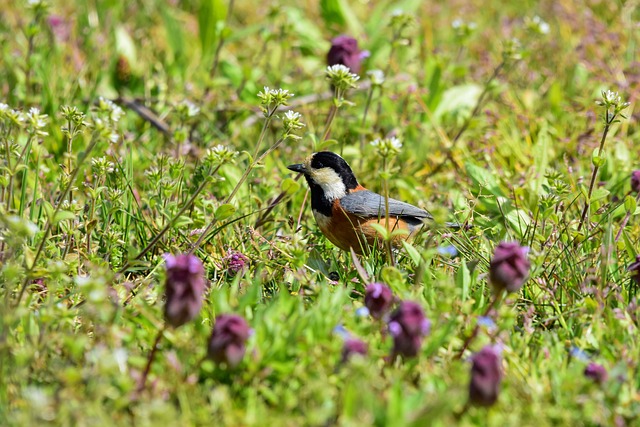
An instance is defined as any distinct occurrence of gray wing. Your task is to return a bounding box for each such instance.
[340,190,433,225]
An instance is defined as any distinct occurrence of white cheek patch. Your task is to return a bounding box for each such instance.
[311,168,347,202]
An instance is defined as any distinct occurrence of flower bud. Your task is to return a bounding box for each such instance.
[207,314,251,367]
[364,283,394,319]
[163,254,206,328]
[489,242,530,293]
[341,338,368,363]
[631,170,640,193]
[584,362,608,384]
[225,250,248,276]
[388,301,430,359]
[327,35,365,74]
[468,345,503,407]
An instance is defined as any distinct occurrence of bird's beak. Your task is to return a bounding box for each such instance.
[287,163,306,174]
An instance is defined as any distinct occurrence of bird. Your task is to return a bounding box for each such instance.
[287,151,457,255]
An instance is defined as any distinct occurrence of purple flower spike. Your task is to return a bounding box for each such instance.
[208,314,251,368]
[327,35,365,74]
[468,345,503,407]
[163,254,206,328]
[584,362,608,384]
[388,301,430,359]
[341,338,368,363]
[364,282,394,319]
[489,242,531,293]
[225,250,248,276]
[631,170,640,193]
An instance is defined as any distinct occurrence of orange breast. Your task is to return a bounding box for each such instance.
[313,199,416,255]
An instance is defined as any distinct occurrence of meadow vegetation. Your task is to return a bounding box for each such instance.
[1,0,639,425]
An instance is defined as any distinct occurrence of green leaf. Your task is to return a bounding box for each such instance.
[401,241,421,266]
[161,6,186,67]
[590,188,610,202]
[465,163,504,197]
[215,203,236,220]
[281,177,301,195]
[283,7,328,55]
[320,0,362,35]
[53,210,76,224]
[455,261,471,301]
[369,223,390,240]
[624,195,637,212]
[173,215,193,228]
[198,0,227,58]
[433,84,482,123]
[381,266,404,290]
[115,26,137,66]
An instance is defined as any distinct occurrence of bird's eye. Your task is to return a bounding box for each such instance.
[315,161,324,168]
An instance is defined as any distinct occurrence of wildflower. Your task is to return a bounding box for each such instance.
[367,69,385,86]
[325,64,360,93]
[24,107,49,136]
[47,14,70,42]
[468,345,503,407]
[207,314,251,367]
[584,362,608,384]
[525,15,550,35]
[282,110,305,139]
[163,254,206,328]
[258,87,294,117]
[489,242,530,293]
[388,301,430,359]
[502,38,522,61]
[341,338,368,363]
[364,282,394,319]
[631,170,640,193]
[96,97,124,123]
[327,35,366,74]
[437,245,458,257]
[597,90,630,114]
[175,100,200,119]
[370,136,402,158]
[224,251,248,276]
[628,255,640,285]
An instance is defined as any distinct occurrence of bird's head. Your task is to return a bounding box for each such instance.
[287,151,359,202]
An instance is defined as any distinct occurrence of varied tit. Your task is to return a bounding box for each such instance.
[287,151,458,255]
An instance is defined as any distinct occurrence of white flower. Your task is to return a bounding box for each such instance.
[367,70,385,86]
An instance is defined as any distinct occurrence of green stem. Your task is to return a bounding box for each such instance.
[118,164,222,274]
[426,60,506,178]
[577,111,615,232]
[614,193,640,243]
[455,291,503,360]
[358,85,375,168]
[14,132,102,307]
[189,135,286,254]
[136,325,166,393]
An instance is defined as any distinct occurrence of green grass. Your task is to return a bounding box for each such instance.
[1,0,639,425]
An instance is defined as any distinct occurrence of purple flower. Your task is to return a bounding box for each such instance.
[628,255,640,285]
[225,250,248,276]
[489,242,531,293]
[207,314,251,367]
[631,170,640,193]
[584,362,608,384]
[364,282,394,319]
[47,15,71,43]
[388,301,430,359]
[469,345,503,407]
[163,254,206,328]
[341,338,368,363]
[327,35,366,74]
